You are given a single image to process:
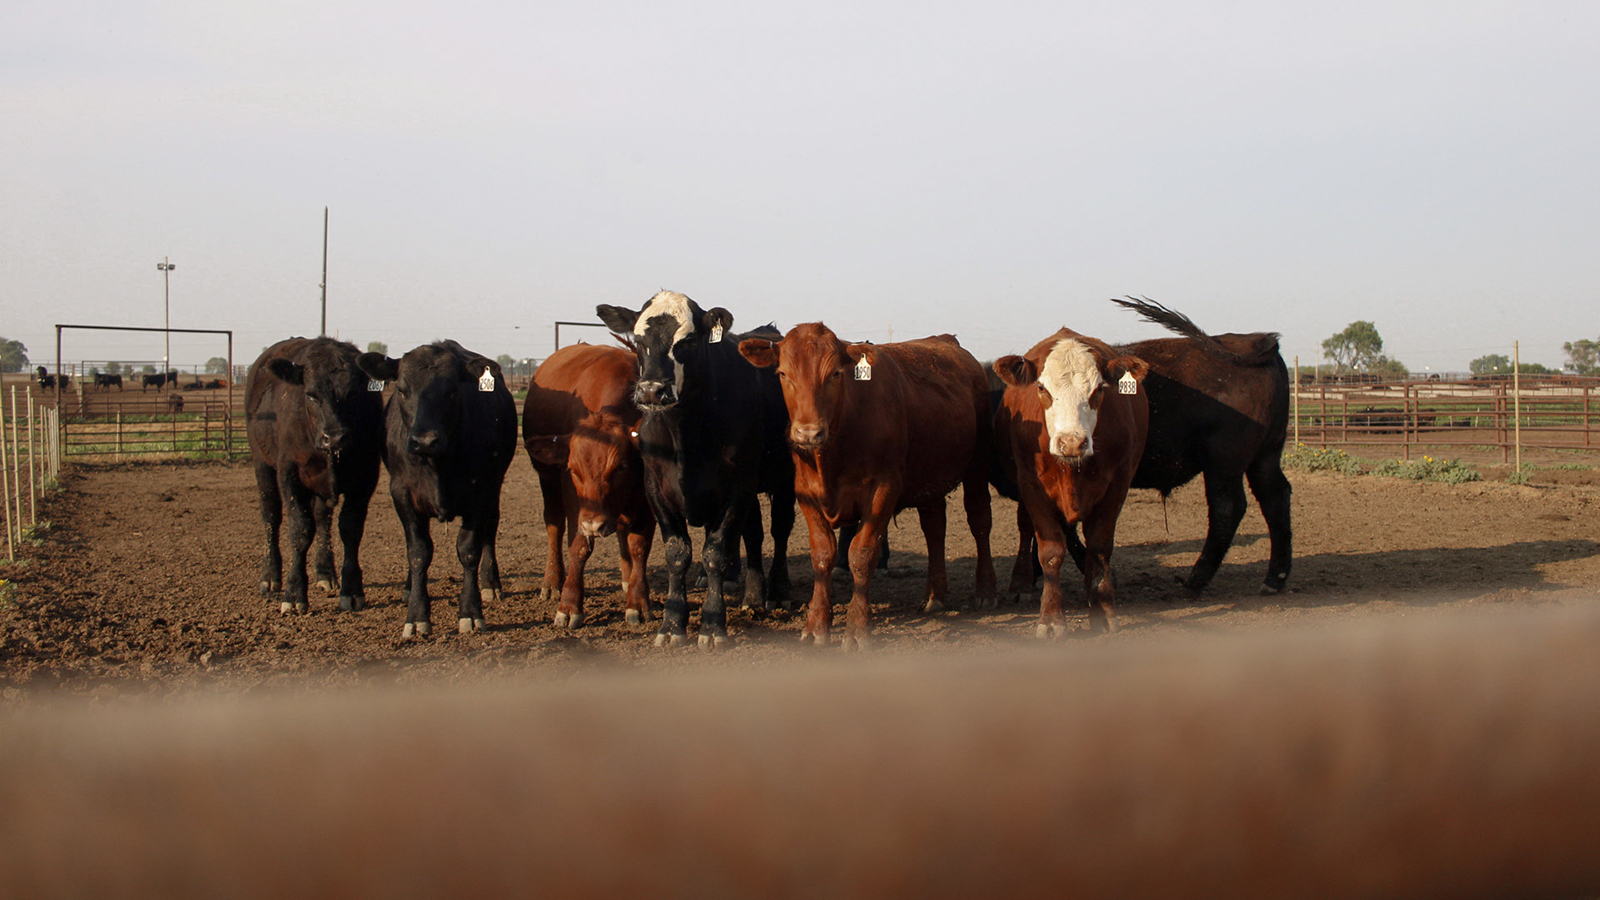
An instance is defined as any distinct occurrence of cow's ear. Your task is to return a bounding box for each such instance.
[267,359,305,385]
[1112,355,1149,385]
[993,355,1037,387]
[597,304,639,334]
[702,307,734,336]
[525,433,570,466]
[460,359,500,385]
[357,353,398,383]
[738,338,780,369]
[845,343,878,369]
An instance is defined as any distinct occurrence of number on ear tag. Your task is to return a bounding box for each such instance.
[367,379,384,392]
[1118,371,1137,395]
[710,324,724,344]
[478,369,496,392]
[854,357,872,381]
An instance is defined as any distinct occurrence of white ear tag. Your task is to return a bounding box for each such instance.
[478,369,495,392]
[854,357,872,381]
[710,324,724,344]
[367,379,384,392]
[1118,371,1137,395]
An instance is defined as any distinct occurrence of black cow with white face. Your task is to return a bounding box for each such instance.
[246,337,384,615]
[358,340,518,637]
[596,290,795,649]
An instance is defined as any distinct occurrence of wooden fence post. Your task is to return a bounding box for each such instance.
[26,390,36,522]
[1,386,12,559]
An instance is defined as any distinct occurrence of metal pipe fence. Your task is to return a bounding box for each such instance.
[1293,376,1600,461]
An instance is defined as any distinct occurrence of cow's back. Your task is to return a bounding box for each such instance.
[870,334,991,507]
[1123,333,1287,490]
[524,344,637,444]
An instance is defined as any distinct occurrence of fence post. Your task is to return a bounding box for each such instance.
[1292,356,1299,446]
[26,390,36,523]
[9,386,21,538]
[117,410,123,460]
[1,386,12,559]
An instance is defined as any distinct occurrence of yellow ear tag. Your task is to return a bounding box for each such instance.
[367,379,384,392]
[1118,371,1137,395]
[854,357,872,381]
[478,369,495,392]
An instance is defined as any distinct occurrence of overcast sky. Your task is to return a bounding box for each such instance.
[4,1,1596,374]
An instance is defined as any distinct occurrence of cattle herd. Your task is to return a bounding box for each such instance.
[246,292,1292,649]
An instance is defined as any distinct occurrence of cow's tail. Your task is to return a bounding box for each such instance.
[1111,296,1281,366]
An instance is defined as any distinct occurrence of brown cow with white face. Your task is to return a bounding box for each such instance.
[523,343,655,629]
[739,323,997,651]
[994,328,1148,636]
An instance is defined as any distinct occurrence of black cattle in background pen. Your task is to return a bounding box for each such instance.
[358,341,518,638]
[246,337,384,615]
[596,290,795,650]
[1000,298,1292,597]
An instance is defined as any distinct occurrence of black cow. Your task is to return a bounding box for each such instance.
[96,373,124,390]
[142,371,177,392]
[358,341,518,638]
[246,337,384,615]
[999,299,1292,597]
[597,290,795,650]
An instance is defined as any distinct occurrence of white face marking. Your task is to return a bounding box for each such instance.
[1037,338,1104,461]
[634,291,694,346]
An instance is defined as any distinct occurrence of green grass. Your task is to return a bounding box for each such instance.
[1281,444,1367,475]
[1369,455,1482,484]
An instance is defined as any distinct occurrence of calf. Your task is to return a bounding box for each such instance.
[739,324,997,651]
[596,291,794,650]
[993,329,1148,635]
[523,343,655,628]
[1106,297,1292,594]
[245,337,384,614]
[358,341,517,637]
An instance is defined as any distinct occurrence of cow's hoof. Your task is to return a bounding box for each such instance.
[401,621,432,639]
[481,588,500,603]
[538,587,554,602]
[625,608,644,626]
[1259,581,1286,596]
[654,632,686,648]
[259,581,281,596]
[1036,623,1064,640]
[458,618,486,634]
[553,610,584,629]
[338,595,365,612]
[922,598,946,614]
[800,629,828,646]
[698,633,728,652]
[841,633,872,653]
[314,579,336,595]
[280,601,293,614]
[402,622,415,638]
[971,595,998,611]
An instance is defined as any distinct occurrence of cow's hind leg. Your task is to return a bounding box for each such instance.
[916,500,949,614]
[336,486,373,612]
[765,481,795,610]
[962,465,997,608]
[476,498,504,608]
[698,504,745,651]
[454,515,490,634]
[1247,455,1293,594]
[1186,471,1248,594]
[280,471,316,615]
[311,494,337,594]
[254,463,283,597]
[738,495,769,613]
[620,521,654,625]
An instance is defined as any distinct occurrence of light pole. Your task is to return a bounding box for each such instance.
[157,257,175,377]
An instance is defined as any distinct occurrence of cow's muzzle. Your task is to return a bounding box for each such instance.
[635,381,677,409]
[408,431,447,458]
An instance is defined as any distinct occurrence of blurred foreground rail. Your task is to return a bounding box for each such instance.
[2,604,1599,899]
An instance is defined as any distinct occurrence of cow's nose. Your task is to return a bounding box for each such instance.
[409,431,445,457]
[1051,434,1090,462]
[790,423,825,449]
[578,516,613,539]
[636,381,676,407]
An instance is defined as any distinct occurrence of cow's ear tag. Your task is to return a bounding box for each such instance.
[1118,371,1137,395]
[367,379,384,392]
[854,357,872,381]
[478,369,496,392]
[710,324,724,344]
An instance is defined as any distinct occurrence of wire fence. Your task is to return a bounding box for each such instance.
[1,384,62,561]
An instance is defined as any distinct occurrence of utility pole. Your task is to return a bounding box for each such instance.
[320,207,329,337]
[157,257,175,375]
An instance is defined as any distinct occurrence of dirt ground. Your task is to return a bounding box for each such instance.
[2,452,1598,702]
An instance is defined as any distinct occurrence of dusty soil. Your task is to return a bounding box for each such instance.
[2,455,1598,702]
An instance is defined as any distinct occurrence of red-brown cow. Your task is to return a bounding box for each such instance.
[993,328,1149,636]
[739,324,996,650]
[523,344,654,628]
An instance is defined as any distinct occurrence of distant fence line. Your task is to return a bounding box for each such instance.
[1292,375,1600,462]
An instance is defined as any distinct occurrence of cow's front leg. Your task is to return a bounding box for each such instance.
[311,494,337,594]
[396,497,434,638]
[455,515,489,634]
[476,499,504,606]
[1030,498,1069,640]
[280,471,315,615]
[654,517,693,648]
[254,462,283,597]
[620,520,654,626]
[842,514,889,653]
[699,503,745,651]
[535,469,568,602]
[336,488,372,612]
[799,503,837,646]
[555,529,593,629]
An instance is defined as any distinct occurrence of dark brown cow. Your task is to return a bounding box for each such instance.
[993,329,1149,635]
[739,324,996,650]
[245,337,384,615]
[522,343,655,628]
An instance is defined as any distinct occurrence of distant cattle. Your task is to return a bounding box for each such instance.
[35,366,59,390]
[1101,297,1292,594]
[141,371,178,392]
[522,343,655,628]
[246,337,384,615]
[739,324,996,650]
[597,291,795,650]
[358,340,518,637]
[95,373,124,390]
[993,329,1149,635]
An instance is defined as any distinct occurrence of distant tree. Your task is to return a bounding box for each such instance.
[1321,321,1384,374]
[1470,354,1512,375]
[141,364,156,375]
[204,356,228,374]
[1368,355,1409,380]
[366,341,388,356]
[0,338,28,373]
[495,353,515,373]
[105,361,123,376]
[1564,339,1600,376]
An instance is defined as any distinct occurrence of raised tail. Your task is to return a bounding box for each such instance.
[1111,296,1281,366]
